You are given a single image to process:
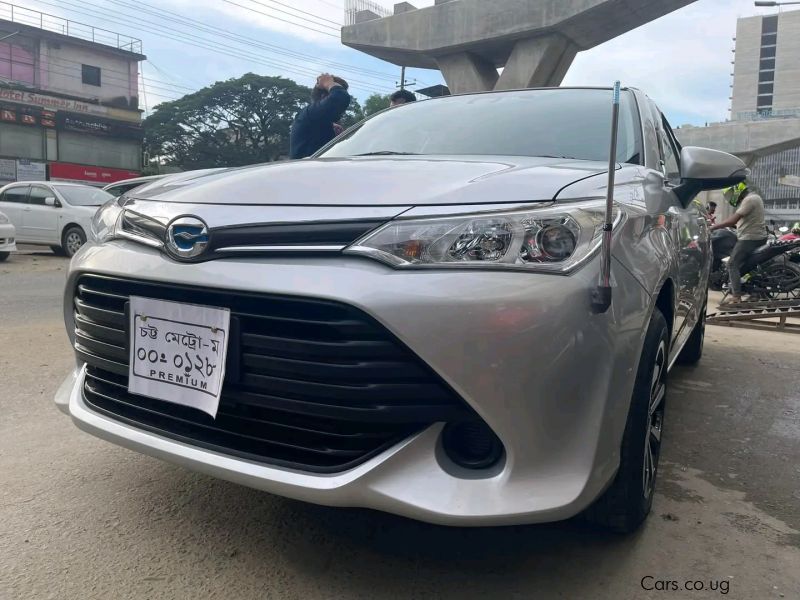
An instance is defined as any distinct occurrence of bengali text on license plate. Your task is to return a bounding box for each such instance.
[127,296,230,418]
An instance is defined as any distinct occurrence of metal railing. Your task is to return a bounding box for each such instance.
[344,0,391,25]
[0,2,142,54]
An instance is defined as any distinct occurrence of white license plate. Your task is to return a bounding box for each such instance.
[128,296,230,418]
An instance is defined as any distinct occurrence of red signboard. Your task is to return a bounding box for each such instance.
[49,162,140,184]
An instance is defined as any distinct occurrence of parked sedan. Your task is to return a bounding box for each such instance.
[55,87,745,532]
[0,182,113,257]
[0,210,16,261]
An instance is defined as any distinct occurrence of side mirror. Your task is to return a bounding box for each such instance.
[45,197,61,208]
[673,146,747,206]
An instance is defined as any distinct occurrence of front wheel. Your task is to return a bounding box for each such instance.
[61,226,86,258]
[0,251,9,262]
[584,308,669,533]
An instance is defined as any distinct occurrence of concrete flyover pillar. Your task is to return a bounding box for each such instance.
[435,52,498,95]
[342,0,699,93]
[495,34,578,90]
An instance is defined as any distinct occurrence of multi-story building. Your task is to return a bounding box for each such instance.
[730,10,800,121]
[0,3,145,186]
[724,8,800,227]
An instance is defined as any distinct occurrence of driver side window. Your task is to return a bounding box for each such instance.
[659,115,681,185]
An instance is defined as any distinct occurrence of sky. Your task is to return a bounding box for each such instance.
[12,0,791,126]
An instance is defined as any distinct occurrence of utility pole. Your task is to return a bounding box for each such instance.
[396,66,415,91]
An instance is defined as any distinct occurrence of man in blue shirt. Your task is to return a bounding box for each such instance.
[289,74,351,159]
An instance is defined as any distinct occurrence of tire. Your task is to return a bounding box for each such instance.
[584,308,669,533]
[0,251,9,262]
[51,245,67,256]
[676,299,706,366]
[61,226,86,258]
[760,261,800,298]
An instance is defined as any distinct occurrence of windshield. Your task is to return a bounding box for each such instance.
[320,89,641,164]
[54,186,114,207]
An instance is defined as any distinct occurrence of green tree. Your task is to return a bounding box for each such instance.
[143,73,310,169]
[340,97,364,129]
[363,93,391,117]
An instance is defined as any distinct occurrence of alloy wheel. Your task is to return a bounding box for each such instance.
[643,339,666,499]
[66,232,83,255]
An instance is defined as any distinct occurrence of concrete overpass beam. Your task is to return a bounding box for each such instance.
[495,34,578,90]
[435,52,499,94]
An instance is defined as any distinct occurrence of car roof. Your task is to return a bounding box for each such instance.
[1,181,90,187]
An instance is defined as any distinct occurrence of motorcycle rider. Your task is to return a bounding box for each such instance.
[711,182,767,303]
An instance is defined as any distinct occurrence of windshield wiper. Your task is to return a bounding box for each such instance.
[355,151,420,156]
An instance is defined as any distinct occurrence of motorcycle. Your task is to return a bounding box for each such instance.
[710,228,800,299]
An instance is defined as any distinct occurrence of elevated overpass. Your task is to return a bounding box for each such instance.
[342,0,698,94]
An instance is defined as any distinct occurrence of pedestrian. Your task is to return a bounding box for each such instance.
[289,73,351,159]
[706,200,717,225]
[711,182,767,304]
[389,89,416,107]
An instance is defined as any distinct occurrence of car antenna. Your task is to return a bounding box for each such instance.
[591,80,620,314]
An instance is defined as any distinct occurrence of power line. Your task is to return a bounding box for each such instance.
[30,0,394,91]
[107,0,394,80]
[0,62,185,102]
[43,54,197,94]
[243,0,342,27]
[312,0,345,11]
[220,0,339,37]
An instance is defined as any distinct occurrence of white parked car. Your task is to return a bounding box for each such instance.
[0,182,113,257]
[0,209,16,261]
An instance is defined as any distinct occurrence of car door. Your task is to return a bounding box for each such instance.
[23,184,60,244]
[658,114,708,348]
[0,185,30,239]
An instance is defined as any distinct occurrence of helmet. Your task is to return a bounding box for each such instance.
[793,222,800,234]
[723,182,747,207]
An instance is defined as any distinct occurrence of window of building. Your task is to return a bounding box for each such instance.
[760,58,776,71]
[757,96,773,110]
[762,15,779,34]
[58,132,141,171]
[758,83,774,95]
[0,123,45,159]
[760,45,776,59]
[761,33,777,46]
[0,41,35,85]
[81,64,101,87]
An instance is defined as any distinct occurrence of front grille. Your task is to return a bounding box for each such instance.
[73,275,476,473]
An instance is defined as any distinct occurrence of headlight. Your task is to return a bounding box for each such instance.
[345,202,617,273]
[90,197,125,242]
[0,213,9,225]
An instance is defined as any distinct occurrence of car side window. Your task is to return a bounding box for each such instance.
[29,185,52,206]
[659,115,681,185]
[0,186,29,204]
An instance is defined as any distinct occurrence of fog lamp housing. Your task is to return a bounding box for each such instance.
[441,422,504,470]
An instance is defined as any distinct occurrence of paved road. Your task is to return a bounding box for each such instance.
[1,249,799,600]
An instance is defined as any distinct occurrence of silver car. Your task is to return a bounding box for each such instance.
[54,88,745,531]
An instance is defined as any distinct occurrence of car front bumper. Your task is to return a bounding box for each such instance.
[0,223,16,252]
[55,241,651,526]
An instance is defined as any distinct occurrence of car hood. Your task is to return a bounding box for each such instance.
[130,157,613,206]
